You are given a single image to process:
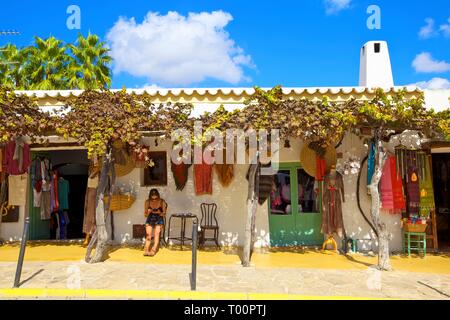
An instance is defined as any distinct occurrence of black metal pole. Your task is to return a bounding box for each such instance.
[190,221,198,291]
[13,216,29,287]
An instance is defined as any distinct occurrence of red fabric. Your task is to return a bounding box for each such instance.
[316,155,326,181]
[390,156,406,212]
[53,171,59,211]
[3,141,31,175]
[194,160,212,195]
[381,156,405,213]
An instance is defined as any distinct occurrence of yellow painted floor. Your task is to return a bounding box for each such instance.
[1,243,450,274]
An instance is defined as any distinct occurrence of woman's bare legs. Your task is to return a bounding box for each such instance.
[144,224,153,254]
[151,225,162,253]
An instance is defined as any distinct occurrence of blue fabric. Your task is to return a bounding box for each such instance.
[145,214,164,226]
[367,141,376,185]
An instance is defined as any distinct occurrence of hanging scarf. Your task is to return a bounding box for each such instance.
[315,155,326,181]
[13,137,26,173]
[419,154,435,217]
[367,141,376,186]
[381,155,405,213]
[171,162,190,191]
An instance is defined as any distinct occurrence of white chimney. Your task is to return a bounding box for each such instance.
[359,41,394,87]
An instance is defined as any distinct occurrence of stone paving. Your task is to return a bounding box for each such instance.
[1,261,450,299]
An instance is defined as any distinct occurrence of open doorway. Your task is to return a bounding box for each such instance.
[432,153,450,249]
[29,149,89,240]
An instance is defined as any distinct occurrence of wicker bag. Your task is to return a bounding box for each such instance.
[104,194,136,211]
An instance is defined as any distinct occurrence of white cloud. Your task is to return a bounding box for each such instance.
[324,0,351,15]
[412,77,450,90]
[412,52,450,73]
[106,11,254,86]
[440,18,450,37]
[418,18,437,39]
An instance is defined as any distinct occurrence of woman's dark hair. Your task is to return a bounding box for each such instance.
[149,188,160,199]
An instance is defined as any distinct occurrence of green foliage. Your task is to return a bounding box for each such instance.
[0,34,112,90]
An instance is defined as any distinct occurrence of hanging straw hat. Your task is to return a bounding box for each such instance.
[300,144,337,178]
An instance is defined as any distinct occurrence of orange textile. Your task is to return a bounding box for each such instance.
[316,155,326,181]
[194,160,212,195]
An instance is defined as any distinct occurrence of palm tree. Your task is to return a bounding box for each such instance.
[0,44,29,89]
[67,33,112,89]
[24,36,69,90]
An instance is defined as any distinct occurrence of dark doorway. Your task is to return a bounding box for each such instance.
[432,153,450,248]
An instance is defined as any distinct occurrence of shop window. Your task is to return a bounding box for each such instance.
[269,166,320,215]
[143,151,167,186]
[270,170,292,215]
[297,168,319,213]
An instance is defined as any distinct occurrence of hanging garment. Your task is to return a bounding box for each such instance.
[8,174,28,206]
[214,163,234,187]
[40,191,51,220]
[59,211,70,240]
[321,171,345,237]
[3,141,31,175]
[58,178,69,210]
[419,156,435,217]
[33,187,42,208]
[83,187,97,235]
[52,171,60,211]
[194,160,213,195]
[315,155,326,181]
[367,141,376,186]
[0,147,3,172]
[381,156,406,213]
[171,162,190,191]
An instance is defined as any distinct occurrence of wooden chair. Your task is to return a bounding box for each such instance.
[199,203,220,248]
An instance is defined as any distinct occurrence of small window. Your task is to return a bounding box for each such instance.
[143,151,167,186]
[362,46,365,55]
[374,43,380,53]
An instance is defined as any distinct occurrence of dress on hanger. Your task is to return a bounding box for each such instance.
[321,170,345,237]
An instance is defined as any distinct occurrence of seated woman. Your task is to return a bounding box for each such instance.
[144,188,167,256]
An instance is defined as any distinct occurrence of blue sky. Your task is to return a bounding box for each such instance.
[1,0,449,89]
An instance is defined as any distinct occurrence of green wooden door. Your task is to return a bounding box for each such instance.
[269,163,323,246]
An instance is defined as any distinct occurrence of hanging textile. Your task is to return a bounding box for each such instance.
[215,163,234,187]
[40,191,51,220]
[3,140,31,175]
[171,162,190,191]
[52,171,60,212]
[194,159,213,195]
[367,141,376,186]
[419,154,435,217]
[380,155,405,213]
[315,155,326,182]
[321,170,345,237]
[58,178,70,210]
[214,148,234,187]
[8,174,28,206]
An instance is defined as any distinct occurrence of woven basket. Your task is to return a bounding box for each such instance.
[104,194,136,211]
[99,152,136,177]
[403,223,427,233]
[300,144,337,178]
